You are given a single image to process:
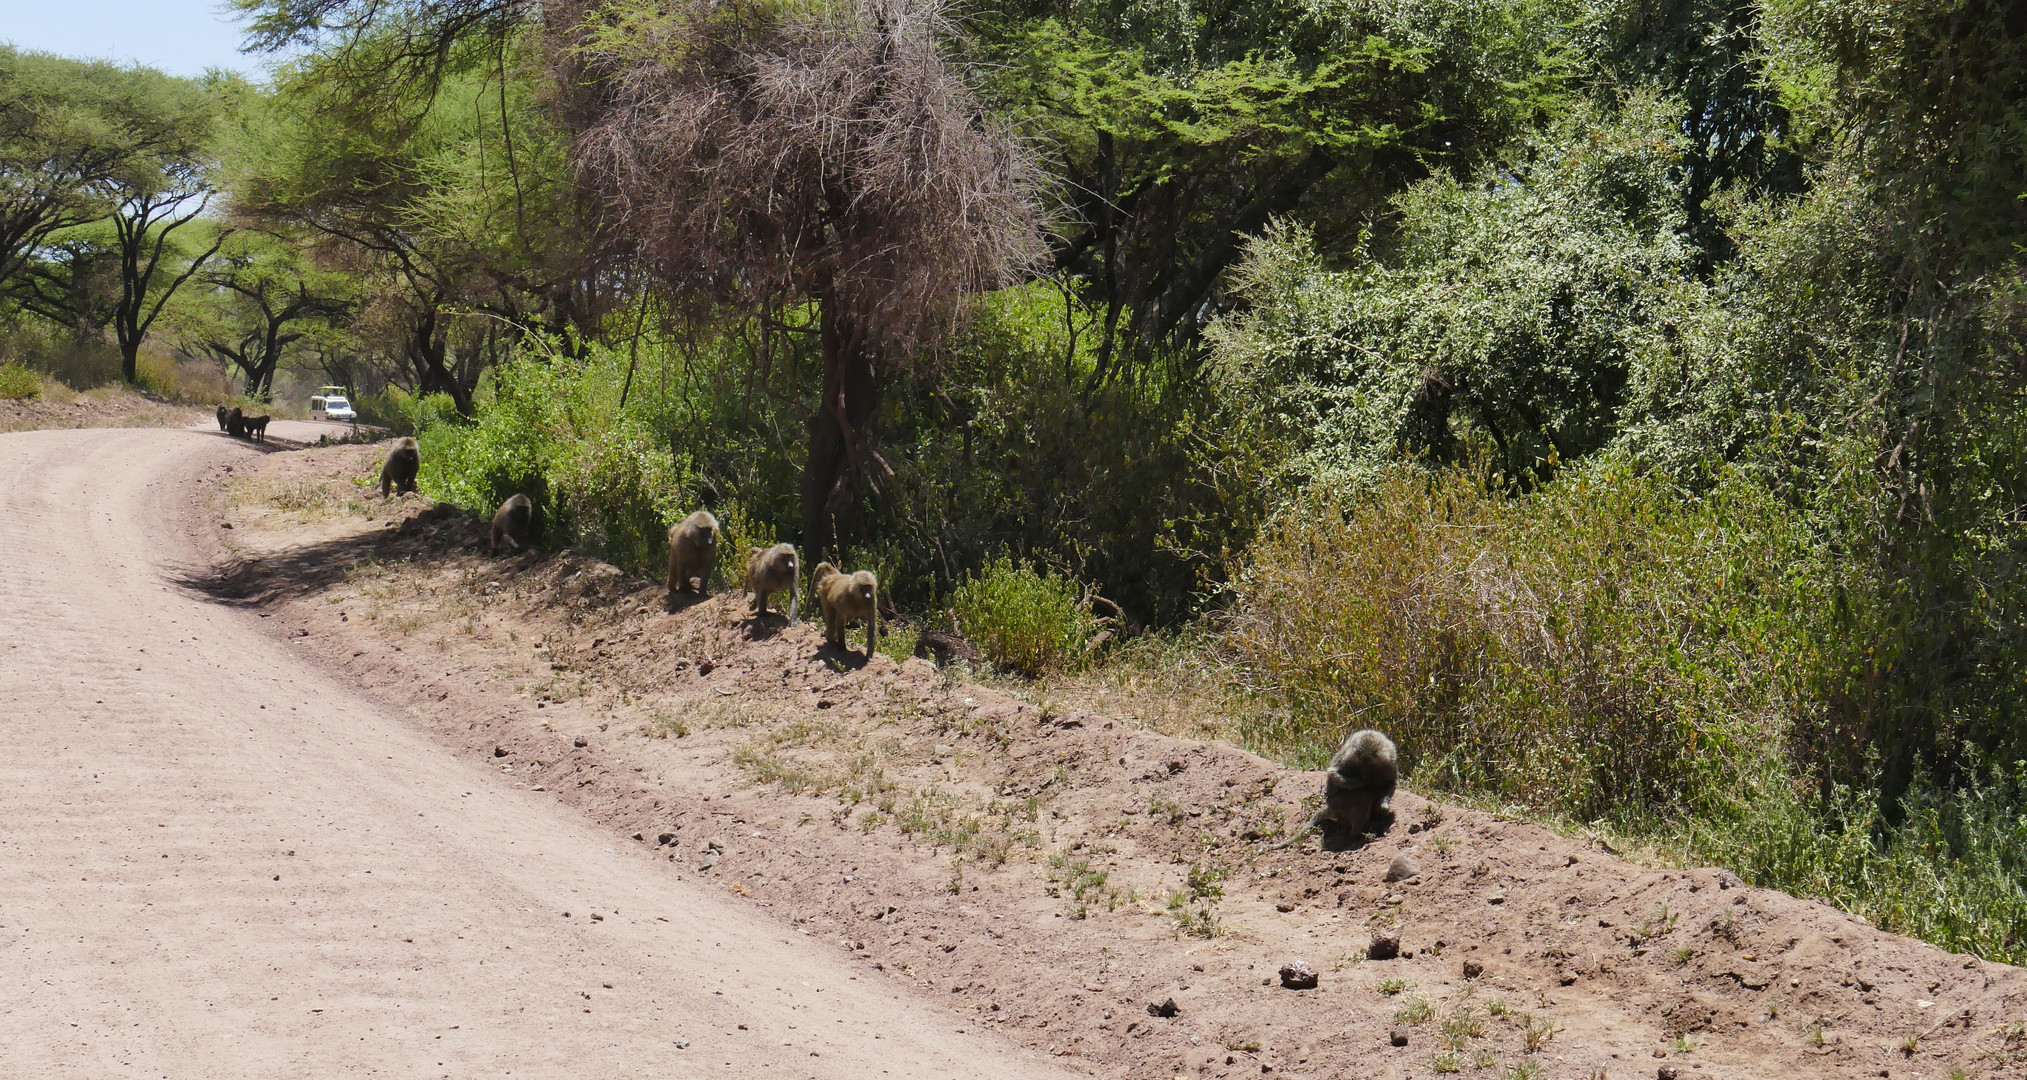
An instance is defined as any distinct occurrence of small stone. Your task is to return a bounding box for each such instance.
[1278,961,1318,990]
[675,1038,690,1049]
[1716,870,1744,890]
[1385,854,1421,882]
[1368,932,1401,961]
[657,833,676,846]
[1658,1066,1679,1080]
[573,736,588,748]
[696,660,715,676]
[1463,960,1484,979]
[1487,888,1507,905]
[1276,902,1296,913]
[493,746,508,757]
[1389,1028,1408,1047]
[707,837,725,852]
[1147,998,1179,1018]
[697,851,720,871]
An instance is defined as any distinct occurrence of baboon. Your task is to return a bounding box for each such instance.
[226,407,244,438]
[744,543,799,622]
[666,510,720,597]
[491,493,533,554]
[242,415,271,443]
[812,561,879,657]
[215,405,230,431]
[1270,728,1398,852]
[380,437,420,497]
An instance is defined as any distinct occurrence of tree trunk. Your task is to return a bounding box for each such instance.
[800,301,882,561]
[409,307,474,415]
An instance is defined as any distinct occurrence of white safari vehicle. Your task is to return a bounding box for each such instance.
[310,386,357,422]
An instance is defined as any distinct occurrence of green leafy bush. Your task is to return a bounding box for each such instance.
[952,556,1100,677]
[0,363,43,401]
[1225,458,1878,824]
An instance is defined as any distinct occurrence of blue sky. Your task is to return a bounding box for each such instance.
[0,0,270,77]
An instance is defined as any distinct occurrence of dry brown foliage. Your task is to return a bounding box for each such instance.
[561,0,1045,351]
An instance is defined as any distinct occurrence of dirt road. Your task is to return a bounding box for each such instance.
[0,424,1073,1079]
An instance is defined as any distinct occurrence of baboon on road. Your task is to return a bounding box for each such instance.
[242,415,271,443]
[491,493,533,554]
[380,437,420,497]
[812,561,878,657]
[226,407,244,438]
[215,405,230,431]
[745,543,799,622]
[667,510,720,597]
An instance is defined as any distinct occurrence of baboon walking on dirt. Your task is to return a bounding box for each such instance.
[667,510,720,597]
[491,493,533,554]
[745,543,799,622]
[380,437,420,497]
[812,561,878,657]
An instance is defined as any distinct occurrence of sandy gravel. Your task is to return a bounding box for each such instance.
[0,424,1074,1079]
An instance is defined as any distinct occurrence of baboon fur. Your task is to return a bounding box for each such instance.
[380,437,420,497]
[242,415,271,443]
[812,561,878,657]
[666,510,720,596]
[745,543,799,622]
[1267,728,1398,853]
[215,405,230,431]
[1316,729,1397,848]
[491,493,534,554]
[226,407,244,439]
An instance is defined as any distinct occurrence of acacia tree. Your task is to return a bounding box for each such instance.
[566,0,1043,556]
[190,233,352,400]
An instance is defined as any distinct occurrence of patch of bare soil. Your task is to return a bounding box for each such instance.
[0,384,208,433]
[202,440,2027,1080]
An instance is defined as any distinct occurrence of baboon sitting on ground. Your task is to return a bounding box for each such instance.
[812,561,878,657]
[380,437,420,497]
[491,493,533,554]
[666,510,720,598]
[744,543,799,622]
[1270,728,1398,852]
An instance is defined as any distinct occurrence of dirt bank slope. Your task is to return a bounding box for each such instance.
[0,424,1075,1080]
[206,440,2027,1080]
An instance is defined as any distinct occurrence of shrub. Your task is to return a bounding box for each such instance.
[1224,458,1878,825]
[0,364,43,400]
[952,556,1101,677]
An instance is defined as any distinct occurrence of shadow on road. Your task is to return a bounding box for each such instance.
[169,505,514,609]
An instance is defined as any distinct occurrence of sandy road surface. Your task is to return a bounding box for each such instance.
[0,424,1073,1079]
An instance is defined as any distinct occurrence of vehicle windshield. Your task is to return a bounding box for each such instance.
[326,398,350,409]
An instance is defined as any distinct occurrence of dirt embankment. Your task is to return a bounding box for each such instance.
[209,440,2027,1080]
[0,384,212,433]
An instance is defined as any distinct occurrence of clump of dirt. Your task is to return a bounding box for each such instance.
[0,383,208,433]
[202,440,2027,1080]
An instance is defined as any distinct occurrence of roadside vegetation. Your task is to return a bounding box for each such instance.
[4,0,2022,962]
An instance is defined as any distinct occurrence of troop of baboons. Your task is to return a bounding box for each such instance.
[363,437,1388,845]
[214,405,271,442]
[375,439,884,659]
